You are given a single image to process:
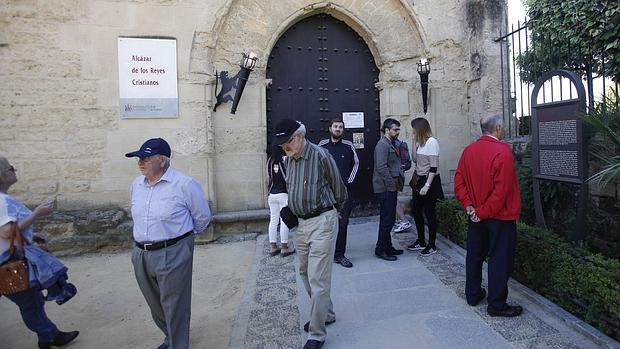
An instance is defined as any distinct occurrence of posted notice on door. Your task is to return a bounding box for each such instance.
[342,112,364,128]
[118,37,178,118]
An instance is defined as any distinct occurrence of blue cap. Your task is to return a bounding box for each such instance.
[125,138,171,158]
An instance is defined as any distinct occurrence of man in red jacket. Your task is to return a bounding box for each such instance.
[454,114,522,317]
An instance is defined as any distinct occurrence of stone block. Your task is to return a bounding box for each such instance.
[213,127,266,155]
[28,180,58,194]
[19,161,60,180]
[96,79,118,107]
[380,86,410,117]
[37,0,79,22]
[61,180,91,193]
[62,160,102,180]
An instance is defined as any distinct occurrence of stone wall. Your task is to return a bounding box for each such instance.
[1,0,507,247]
[36,207,268,256]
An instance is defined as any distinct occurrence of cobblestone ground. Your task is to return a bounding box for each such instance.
[231,217,618,349]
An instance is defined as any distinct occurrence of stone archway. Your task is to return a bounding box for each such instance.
[189,1,428,213]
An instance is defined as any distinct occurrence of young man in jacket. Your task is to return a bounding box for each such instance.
[454,114,522,317]
[372,118,405,261]
[319,118,359,268]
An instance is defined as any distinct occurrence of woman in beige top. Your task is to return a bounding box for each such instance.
[407,118,444,256]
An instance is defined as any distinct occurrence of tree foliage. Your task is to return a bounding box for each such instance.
[518,0,620,83]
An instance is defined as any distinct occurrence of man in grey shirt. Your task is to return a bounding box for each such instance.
[372,118,405,261]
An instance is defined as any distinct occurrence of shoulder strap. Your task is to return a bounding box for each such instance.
[8,222,25,259]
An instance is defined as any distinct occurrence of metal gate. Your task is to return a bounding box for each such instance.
[266,14,381,208]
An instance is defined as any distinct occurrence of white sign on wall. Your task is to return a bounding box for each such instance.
[342,112,364,128]
[117,37,178,118]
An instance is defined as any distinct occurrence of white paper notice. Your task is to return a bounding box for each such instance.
[118,37,178,118]
[342,112,364,128]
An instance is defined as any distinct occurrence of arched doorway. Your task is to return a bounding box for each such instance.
[266,13,381,210]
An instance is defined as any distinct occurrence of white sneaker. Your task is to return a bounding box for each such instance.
[394,221,411,233]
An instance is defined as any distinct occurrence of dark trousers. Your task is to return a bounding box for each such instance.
[465,219,517,310]
[411,194,438,247]
[335,191,353,258]
[375,191,397,252]
[5,288,59,342]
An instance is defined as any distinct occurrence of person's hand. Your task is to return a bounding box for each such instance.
[33,235,47,244]
[34,201,54,217]
[466,205,475,215]
[466,206,480,222]
[419,184,430,196]
[33,235,50,251]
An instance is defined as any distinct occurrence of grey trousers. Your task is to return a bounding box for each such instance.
[132,234,195,349]
[294,208,338,342]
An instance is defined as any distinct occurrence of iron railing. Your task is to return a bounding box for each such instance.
[495,19,619,138]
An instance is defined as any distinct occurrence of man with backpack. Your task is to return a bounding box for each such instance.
[393,138,413,233]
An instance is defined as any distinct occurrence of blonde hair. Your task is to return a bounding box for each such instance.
[410,117,433,147]
[0,156,12,186]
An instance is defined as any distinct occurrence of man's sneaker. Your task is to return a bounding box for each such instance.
[420,246,437,256]
[393,221,412,233]
[407,240,426,251]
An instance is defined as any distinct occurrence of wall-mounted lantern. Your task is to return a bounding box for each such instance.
[417,58,430,114]
[213,52,258,114]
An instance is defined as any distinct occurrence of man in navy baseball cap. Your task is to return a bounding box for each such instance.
[125,136,212,349]
[125,138,171,158]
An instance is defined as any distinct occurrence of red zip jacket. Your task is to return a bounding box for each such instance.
[454,135,521,221]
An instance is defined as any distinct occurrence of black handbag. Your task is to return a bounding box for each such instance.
[0,223,29,295]
[280,206,299,229]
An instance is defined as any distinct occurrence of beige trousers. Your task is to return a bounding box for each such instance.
[293,208,338,342]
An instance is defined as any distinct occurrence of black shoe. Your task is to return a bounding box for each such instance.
[334,255,353,268]
[375,250,397,261]
[303,339,324,349]
[487,304,523,317]
[386,247,404,255]
[38,331,79,349]
[407,240,427,251]
[419,245,437,256]
[467,288,486,306]
[303,319,336,332]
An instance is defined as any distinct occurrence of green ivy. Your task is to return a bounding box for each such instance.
[437,198,620,340]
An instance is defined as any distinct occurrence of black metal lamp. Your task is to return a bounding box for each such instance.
[417,58,430,114]
[213,52,258,114]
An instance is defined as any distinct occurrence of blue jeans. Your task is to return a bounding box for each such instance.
[5,288,59,341]
[376,191,397,251]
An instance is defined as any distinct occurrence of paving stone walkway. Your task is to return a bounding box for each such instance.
[230,217,619,349]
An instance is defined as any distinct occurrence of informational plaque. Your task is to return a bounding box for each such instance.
[532,101,585,183]
[342,112,364,128]
[531,70,587,185]
[118,37,178,118]
[530,70,587,238]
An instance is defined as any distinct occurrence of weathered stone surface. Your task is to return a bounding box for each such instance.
[1,0,506,216]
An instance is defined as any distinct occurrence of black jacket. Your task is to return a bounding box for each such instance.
[318,138,359,185]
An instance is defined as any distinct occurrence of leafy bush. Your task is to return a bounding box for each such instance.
[437,199,468,248]
[437,199,620,340]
